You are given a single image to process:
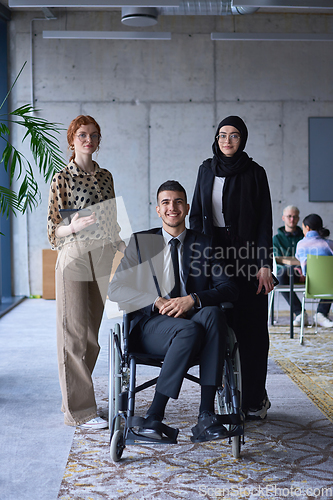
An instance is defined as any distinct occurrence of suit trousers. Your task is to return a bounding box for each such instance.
[56,239,115,426]
[139,306,228,400]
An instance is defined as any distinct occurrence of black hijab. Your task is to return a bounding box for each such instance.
[209,116,259,243]
[211,115,252,177]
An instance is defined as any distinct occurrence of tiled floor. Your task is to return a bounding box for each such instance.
[0,299,76,500]
[1,299,333,500]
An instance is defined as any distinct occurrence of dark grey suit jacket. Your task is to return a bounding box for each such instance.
[108,227,238,336]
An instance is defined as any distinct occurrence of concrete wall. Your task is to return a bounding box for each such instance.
[7,10,333,296]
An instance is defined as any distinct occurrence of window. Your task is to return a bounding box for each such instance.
[0,18,12,304]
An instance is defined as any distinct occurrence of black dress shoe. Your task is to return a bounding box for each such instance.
[191,411,229,443]
[198,410,215,421]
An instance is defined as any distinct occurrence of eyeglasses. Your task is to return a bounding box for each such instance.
[216,133,240,143]
[285,215,299,219]
[76,133,101,142]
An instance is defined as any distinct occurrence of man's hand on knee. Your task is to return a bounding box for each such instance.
[158,295,195,318]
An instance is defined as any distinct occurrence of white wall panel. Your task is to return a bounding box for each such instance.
[7,10,333,294]
[149,103,214,227]
[33,32,214,103]
[81,102,150,235]
[215,41,333,102]
[282,101,333,229]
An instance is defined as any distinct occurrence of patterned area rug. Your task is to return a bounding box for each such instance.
[58,351,333,500]
[269,312,333,423]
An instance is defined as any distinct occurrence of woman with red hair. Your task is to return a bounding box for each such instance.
[47,115,125,429]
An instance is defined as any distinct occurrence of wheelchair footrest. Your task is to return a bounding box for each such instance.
[218,413,245,438]
[217,413,244,426]
[227,424,244,437]
[126,416,179,445]
[126,429,178,445]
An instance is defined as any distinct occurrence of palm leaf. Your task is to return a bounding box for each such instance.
[0,123,9,136]
[1,137,47,215]
[0,66,66,217]
[17,163,40,213]
[9,105,65,180]
[0,186,22,217]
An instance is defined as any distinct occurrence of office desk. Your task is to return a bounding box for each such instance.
[275,256,301,339]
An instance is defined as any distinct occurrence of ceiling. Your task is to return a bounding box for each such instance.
[2,0,333,12]
[1,0,333,26]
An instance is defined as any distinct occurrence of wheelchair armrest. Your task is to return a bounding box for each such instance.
[220,302,234,310]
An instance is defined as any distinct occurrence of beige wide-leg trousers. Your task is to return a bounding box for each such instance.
[56,240,115,426]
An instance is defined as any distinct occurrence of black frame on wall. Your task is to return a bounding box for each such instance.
[308,117,333,202]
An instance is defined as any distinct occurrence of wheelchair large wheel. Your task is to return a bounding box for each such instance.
[217,328,242,412]
[108,323,122,432]
[227,327,242,404]
[110,429,125,462]
[216,327,243,458]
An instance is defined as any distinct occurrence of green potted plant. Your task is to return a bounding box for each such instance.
[0,62,65,224]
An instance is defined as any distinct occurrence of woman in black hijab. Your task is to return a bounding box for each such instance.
[190,115,273,420]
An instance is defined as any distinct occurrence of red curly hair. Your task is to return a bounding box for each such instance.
[67,115,101,162]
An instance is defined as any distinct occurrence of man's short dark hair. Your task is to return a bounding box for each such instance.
[157,180,187,203]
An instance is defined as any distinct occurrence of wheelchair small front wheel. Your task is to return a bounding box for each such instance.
[110,429,125,462]
[232,435,241,459]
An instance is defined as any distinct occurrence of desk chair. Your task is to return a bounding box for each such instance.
[300,255,333,345]
[268,257,305,325]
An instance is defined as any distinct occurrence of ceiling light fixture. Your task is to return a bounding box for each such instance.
[121,7,158,27]
[43,30,171,40]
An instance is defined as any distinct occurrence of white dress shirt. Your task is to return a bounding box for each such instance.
[212,176,226,227]
[160,228,187,298]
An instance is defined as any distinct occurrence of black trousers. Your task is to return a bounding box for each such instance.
[277,265,303,316]
[317,300,332,316]
[231,278,269,411]
[139,306,228,400]
[213,227,269,411]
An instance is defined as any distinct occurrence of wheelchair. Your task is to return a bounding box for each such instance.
[108,303,244,462]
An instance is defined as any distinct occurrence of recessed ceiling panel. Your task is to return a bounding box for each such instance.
[43,30,172,38]
[211,32,333,40]
[232,0,333,7]
[9,0,180,7]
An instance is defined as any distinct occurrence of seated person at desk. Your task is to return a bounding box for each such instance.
[296,213,333,329]
[108,180,239,443]
[273,205,305,326]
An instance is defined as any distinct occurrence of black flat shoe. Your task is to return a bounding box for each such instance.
[191,411,229,443]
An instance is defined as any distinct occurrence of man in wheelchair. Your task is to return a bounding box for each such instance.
[108,180,239,443]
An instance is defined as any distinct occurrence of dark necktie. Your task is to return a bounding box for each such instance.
[169,238,180,298]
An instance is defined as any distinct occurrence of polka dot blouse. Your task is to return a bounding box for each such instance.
[47,161,121,250]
